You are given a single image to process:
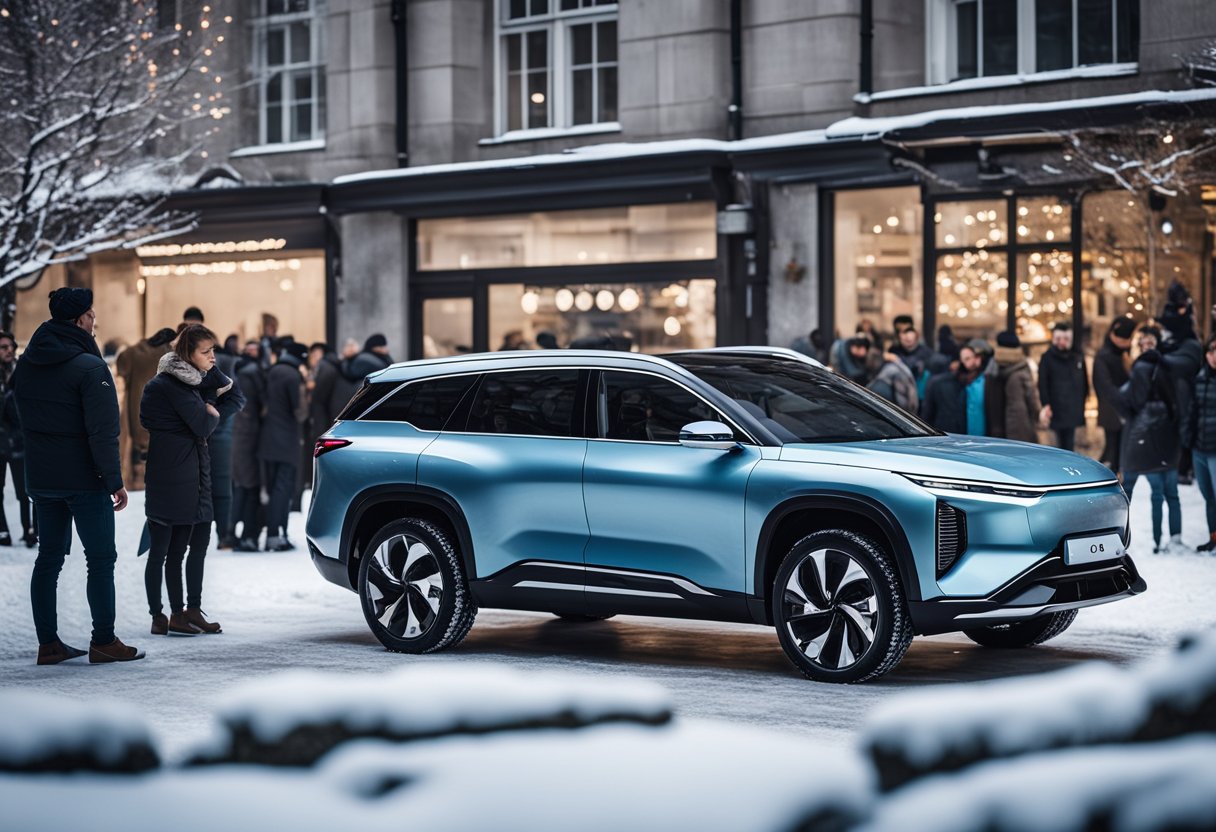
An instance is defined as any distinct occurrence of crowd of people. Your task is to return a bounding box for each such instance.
[3,289,393,663]
[797,281,1216,557]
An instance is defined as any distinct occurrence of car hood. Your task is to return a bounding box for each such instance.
[779,434,1116,487]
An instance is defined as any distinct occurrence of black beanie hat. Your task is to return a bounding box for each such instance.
[996,330,1020,349]
[364,333,388,351]
[1110,317,1137,339]
[48,287,93,321]
[282,340,309,362]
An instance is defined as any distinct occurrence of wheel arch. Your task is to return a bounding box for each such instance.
[340,484,476,591]
[750,492,921,625]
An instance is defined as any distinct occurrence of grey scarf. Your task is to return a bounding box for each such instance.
[157,351,203,387]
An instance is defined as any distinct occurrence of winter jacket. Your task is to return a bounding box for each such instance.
[0,363,20,461]
[231,356,265,489]
[257,353,307,464]
[1188,364,1216,454]
[1118,350,1180,475]
[828,339,869,384]
[309,353,342,440]
[867,359,919,414]
[921,360,1000,436]
[890,341,933,399]
[1161,337,1202,446]
[994,346,1041,443]
[115,336,174,456]
[1091,336,1131,432]
[1038,346,1089,430]
[141,354,233,526]
[12,320,123,494]
[330,350,391,417]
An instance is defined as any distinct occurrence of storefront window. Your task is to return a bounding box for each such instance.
[933,194,1073,348]
[935,251,1007,342]
[418,202,717,271]
[833,187,923,343]
[487,279,715,353]
[1016,249,1074,344]
[422,297,473,357]
[1081,190,1206,353]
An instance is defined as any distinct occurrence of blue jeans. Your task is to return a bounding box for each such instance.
[29,490,118,646]
[1123,469,1181,544]
[1193,450,1216,534]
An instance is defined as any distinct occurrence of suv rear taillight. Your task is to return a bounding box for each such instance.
[314,438,352,458]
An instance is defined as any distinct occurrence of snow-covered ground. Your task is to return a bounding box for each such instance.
[0,479,1213,761]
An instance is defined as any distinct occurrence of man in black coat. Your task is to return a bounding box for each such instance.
[1037,322,1089,451]
[13,288,142,665]
[331,333,393,417]
[0,330,34,547]
[304,343,341,488]
[232,344,266,551]
[1092,317,1135,473]
[258,340,308,551]
[1159,282,1203,484]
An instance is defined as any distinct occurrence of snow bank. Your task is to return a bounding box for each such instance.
[190,663,673,766]
[0,689,158,773]
[863,630,1216,790]
[0,722,872,832]
[860,737,1216,832]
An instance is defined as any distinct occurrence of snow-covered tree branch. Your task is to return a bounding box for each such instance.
[0,0,232,294]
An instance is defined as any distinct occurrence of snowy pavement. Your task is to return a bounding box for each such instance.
[0,481,1213,761]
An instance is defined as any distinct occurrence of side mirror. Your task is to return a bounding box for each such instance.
[679,421,737,451]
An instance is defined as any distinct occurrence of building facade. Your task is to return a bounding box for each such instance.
[16,0,1216,389]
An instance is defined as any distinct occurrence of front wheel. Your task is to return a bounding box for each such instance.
[772,530,913,684]
[963,609,1077,648]
[358,518,477,654]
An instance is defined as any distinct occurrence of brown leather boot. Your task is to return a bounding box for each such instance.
[151,613,169,635]
[36,640,87,665]
[89,637,146,664]
[168,612,202,635]
[184,608,222,634]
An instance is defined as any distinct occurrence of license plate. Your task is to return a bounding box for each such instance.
[1064,532,1124,565]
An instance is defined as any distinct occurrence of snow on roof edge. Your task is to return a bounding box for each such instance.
[333,87,1216,187]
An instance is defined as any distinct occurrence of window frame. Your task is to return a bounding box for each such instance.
[495,0,619,136]
[928,0,1136,84]
[255,0,327,147]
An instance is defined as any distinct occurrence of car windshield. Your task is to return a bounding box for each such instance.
[667,354,939,444]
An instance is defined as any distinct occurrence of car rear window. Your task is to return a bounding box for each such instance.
[361,375,480,430]
[457,369,580,437]
[335,381,394,421]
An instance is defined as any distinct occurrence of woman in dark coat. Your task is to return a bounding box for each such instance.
[1117,327,1182,554]
[1187,334,1216,552]
[141,324,244,635]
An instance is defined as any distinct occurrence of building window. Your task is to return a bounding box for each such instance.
[932,0,1138,83]
[498,0,618,133]
[832,187,924,348]
[417,203,716,271]
[257,0,326,145]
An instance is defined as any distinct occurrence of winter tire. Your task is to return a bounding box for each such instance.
[772,530,913,684]
[358,518,477,654]
[963,609,1077,648]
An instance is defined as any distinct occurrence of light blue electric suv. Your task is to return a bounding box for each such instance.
[305,348,1145,683]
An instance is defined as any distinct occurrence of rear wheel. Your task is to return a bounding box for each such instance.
[963,609,1077,648]
[772,530,912,683]
[358,518,477,654]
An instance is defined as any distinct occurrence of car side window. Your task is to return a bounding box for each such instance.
[361,375,479,430]
[461,369,579,437]
[601,371,723,442]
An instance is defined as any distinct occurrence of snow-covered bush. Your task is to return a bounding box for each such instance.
[863,630,1216,790]
[859,737,1216,832]
[0,689,158,774]
[188,663,674,766]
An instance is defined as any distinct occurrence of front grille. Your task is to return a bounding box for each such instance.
[936,501,967,578]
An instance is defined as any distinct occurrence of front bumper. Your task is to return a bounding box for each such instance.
[908,554,1146,635]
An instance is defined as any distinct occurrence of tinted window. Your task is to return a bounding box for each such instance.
[668,356,937,443]
[462,369,579,437]
[337,381,394,421]
[602,371,721,442]
[363,375,479,430]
